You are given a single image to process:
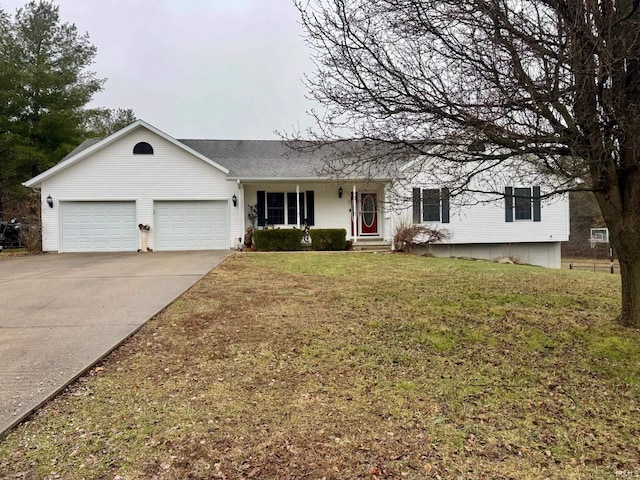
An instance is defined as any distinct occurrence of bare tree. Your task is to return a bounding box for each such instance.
[295,0,640,327]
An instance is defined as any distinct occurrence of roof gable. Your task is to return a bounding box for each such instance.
[23,120,230,188]
[24,121,399,187]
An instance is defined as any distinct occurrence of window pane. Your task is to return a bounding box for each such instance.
[287,192,304,225]
[133,142,154,154]
[266,192,285,224]
[422,189,441,222]
[514,188,532,220]
[306,191,315,225]
[362,194,376,227]
[287,192,297,225]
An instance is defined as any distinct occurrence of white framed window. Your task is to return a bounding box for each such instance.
[266,193,285,225]
[256,190,314,226]
[505,186,541,222]
[133,142,153,154]
[412,187,450,224]
[514,187,533,220]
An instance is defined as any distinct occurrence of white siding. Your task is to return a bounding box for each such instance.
[396,158,570,245]
[395,192,569,244]
[391,169,570,268]
[39,129,242,251]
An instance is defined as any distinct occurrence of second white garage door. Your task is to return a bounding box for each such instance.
[154,201,229,250]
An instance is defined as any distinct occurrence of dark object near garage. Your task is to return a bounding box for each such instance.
[0,218,22,250]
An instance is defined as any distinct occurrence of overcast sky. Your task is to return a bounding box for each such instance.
[1,0,319,139]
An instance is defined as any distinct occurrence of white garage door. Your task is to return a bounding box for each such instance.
[61,201,137,252]
[154,201,229,250]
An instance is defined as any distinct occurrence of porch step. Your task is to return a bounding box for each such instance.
[351,239,391,252]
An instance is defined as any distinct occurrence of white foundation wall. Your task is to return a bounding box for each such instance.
[40,129,241,251]
[423,242,562,268]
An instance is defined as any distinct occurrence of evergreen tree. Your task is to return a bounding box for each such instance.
[0,1,104,210]
[82,107,137,138]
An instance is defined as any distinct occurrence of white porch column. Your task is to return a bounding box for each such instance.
[296,184,301,228]
[239,181,246,248]
[351,184,357,242]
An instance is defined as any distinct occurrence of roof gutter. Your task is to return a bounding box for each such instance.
[227,176,394,182]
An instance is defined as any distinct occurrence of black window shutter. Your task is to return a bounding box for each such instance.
[532,186,541,222]
[257,190,266,227]
[441,187,450,223]
[505,187,513,222]
[412,188,421,223]
[306,191,315,225]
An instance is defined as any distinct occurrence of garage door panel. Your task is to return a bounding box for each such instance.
[154,201,228,251]
[61,202,137,252]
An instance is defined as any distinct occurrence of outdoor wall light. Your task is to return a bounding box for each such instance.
[232,194,237,207]
[46,195,53,208]
[338,186,344,199]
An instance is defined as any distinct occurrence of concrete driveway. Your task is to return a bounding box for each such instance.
[0,251,228,437]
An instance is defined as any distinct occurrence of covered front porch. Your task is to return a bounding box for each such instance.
[236,180,392,246]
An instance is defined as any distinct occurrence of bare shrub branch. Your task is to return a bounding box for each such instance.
[393,221,451,253]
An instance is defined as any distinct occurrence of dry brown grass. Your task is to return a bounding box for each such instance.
[0,253,638,479]
[0,248,32,259]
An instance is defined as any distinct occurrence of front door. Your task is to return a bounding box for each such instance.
[360,193,378,235]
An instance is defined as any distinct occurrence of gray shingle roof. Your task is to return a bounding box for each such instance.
[178,139,403,180]
[59,135,400,181]
[178,139,331,179]
[61,138,102,161]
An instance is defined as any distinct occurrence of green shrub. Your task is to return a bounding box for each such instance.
[253,228,304,251]
[310,228,347,251]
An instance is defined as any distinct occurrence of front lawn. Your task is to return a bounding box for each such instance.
[1,253,638,479]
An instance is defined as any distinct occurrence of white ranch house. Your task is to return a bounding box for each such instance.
[24,120,569,267]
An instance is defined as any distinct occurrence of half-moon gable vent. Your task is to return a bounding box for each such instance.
[133,142,154,154]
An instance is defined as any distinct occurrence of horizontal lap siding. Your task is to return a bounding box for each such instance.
[40,130,240,252]
[396,185,569,244]
[441,196,569,244]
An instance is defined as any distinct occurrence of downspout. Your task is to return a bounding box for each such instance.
[239,180,245,249]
